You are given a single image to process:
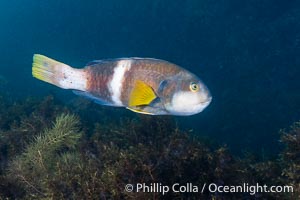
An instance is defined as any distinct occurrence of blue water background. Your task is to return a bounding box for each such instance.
[0,0,299,154]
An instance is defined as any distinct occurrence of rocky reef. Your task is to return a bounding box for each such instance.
[0,95,299,199]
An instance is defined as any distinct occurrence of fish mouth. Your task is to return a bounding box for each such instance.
[204,96,212,104]
[194,96,212,112]
[178,97,211,115]
[168,91,212,115]
[197,96,212,106]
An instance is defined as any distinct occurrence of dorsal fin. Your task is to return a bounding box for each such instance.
[86,58,129,66]
[86,60,108,66]
[86,57,171,67]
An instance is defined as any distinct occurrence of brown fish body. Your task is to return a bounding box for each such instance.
[85,58,183,107]
[32,55,211,115]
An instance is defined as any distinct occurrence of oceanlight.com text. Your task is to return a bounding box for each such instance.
[124,182,293,196]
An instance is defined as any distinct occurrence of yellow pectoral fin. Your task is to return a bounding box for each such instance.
[128,80,157,107]
[126,107,154,115]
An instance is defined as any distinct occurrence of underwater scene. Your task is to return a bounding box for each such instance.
[0,0,300,199]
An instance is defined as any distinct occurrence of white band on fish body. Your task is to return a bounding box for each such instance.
[108,59,132,106]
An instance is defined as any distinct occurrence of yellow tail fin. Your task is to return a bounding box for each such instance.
[32,54,63,86]
[32,54,87,90]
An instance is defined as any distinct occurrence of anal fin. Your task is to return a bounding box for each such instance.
[126,107,155,115]
[73,90,114,106]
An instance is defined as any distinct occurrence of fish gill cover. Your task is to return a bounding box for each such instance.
[0,0,299,199]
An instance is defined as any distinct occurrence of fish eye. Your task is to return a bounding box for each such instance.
[189,82,200,92]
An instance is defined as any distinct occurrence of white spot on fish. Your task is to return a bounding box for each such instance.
[108,60,132,106]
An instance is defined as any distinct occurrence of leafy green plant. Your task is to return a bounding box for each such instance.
[8,114,82,197]
[0,95,299,199]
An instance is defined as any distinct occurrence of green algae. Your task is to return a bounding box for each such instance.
[0,95,299,199]
[8,113,82,198]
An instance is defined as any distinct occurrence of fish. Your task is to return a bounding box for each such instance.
[32,54,212,116]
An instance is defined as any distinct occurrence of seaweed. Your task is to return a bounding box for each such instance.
[279,122,300,199]
[0,95,68,174]
[7,114,82,198]
[0,95,299,199]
